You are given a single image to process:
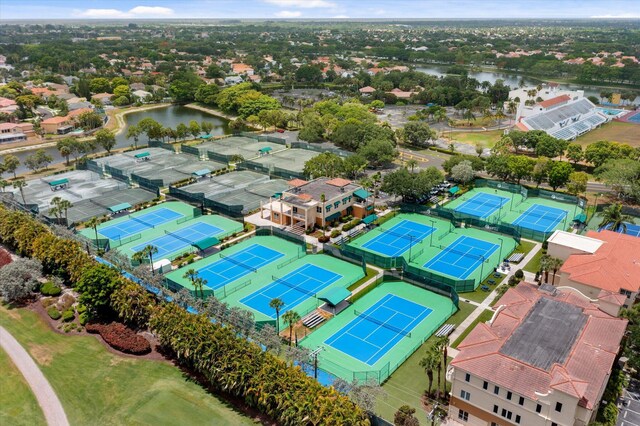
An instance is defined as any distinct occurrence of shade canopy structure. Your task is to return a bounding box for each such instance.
[258,146,272,153]
[194,236,219,251]
[573,213,587,223]
[48,178,69,187]
[449,186,460,195]
[199,134,213,139]
[108,202,131,213]
[192,169,211,177]
[318,287,351,307]
[326,212,341,222]
[362,214,378,224]
[134,152,150,159]
[354,189,371,199]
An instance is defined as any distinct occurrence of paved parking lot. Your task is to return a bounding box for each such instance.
[618,379,640,426]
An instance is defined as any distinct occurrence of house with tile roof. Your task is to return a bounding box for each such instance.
[261,177,374,232]
[557,230,640,310]
[448,282,627,426]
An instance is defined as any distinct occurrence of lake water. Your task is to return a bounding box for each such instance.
[415,65,639,103]
[8,105,231,174]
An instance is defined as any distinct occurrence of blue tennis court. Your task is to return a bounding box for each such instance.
[240,264,342,318]
[130,222,223,259]
[454,192,509,218]
[198,244,284,291]
[325,294,432,366]
[99,208,183,240]
[512,204,567,233]
[424,236,499,279]
[362,220,435,257]
[600,222,640,237]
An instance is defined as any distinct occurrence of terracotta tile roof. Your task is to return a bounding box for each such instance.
[560,230,640,293]
[325,178,352,187]
[515,121,530,131]
[452,283,627,409]
[538,94,571,109]
[297,193,312,201]
[287,178,308,187]
[597,290,626,306]
[67,108,93,118]
[42,116,70,124]
[0,123,18,131]
[359,86,376,93]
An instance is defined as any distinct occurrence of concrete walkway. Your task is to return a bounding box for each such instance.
[447,240,543,350]
[0,326,69,426]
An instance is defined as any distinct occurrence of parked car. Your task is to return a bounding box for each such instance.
[276,128,285,133]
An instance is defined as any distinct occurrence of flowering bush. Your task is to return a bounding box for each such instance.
[0,249,12,268]
[86,322,151,355]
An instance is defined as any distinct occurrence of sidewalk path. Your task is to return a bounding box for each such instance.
[0,326,69,426]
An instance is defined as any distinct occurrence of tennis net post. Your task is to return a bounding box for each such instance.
[353,309,411,337]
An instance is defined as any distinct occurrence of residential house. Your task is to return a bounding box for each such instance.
[132,90,153,102]
[448,283,627,426]
[0,122,27,143]
[92,93,113,106]
[41,116,73,134]
[359,86,376,95]
[261,177,374,232]
[232,63,254,76]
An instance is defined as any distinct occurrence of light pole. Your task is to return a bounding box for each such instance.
[310,346,324,379]
[408,234,415,261]
[429,219,436,247]
[498,237,504,263]
[480,254,485,285]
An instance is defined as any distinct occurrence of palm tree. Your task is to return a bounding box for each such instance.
[13,179,27,205]
[143,245,159,275]
[194,277,207,299]
[494,108,506,126]
[419,350,439,398]
[50,196,72,223]
[269,298,285,333]
[462,109,476,125]
[549,257,564,285]
[405,159,418,172]
[0,179,8,192]
[59,144,72,166]
[126,124,141,149]
[320,193,327,238]
[86,216,101,249]
[598,203,635,233]
[183,268,199,296]
[282,310,301,346]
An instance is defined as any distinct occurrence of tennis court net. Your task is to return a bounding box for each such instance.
[517,208,567,221]
[373,227,426,242]
[437,244,491,262]
[164,230,195,245]
[129,215,155,228]
[353,310,412,337]
[219,252,257,272]
[272,275,316,297]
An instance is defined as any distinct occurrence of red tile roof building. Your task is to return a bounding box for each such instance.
[558,230,640,309]
[448,283,627,426]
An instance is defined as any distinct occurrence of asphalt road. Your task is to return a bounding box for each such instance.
[618,380,640,426]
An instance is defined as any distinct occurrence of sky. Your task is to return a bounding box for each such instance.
[1,0,640,20]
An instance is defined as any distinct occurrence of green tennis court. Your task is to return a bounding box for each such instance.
[164,236,304,298]
[347,213,454,263]
[500,196,581,239]
[444,187,522,222]
[300,281,456,384]
[222,254,364,330]
[78,201,200,248]
[117,214,243,261]
[408,227,517,286]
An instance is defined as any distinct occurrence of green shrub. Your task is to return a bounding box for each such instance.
[47,307,62,320]
[76,304,87,314]
[514,269,524,279]
[62,309,75,322]
[40,281,62,297]
[508,275,520,286]
[79,312,89,326]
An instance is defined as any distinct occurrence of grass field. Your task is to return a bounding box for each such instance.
[376,301,476,425]
[575,121,640,147]
[0,347,46,426]
[523,247,545,274]
[447,129,504,148]
[0,305,258,426]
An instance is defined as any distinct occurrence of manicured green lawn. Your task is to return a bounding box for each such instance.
[575,121,639,147]
[0,305,258,426]
[451,310,494,348]
[459,273,506,304]
[523,247,545,274]
[377,301,476,424]
[0,347,46,426]
[447,129,504,148]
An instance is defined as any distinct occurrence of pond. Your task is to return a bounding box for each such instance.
[10,105,231,174]
[115,105,231,147]
[415,65,640,104]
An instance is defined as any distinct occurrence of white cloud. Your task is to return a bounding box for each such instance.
[591,13,640,18]
[264,0,336,8]
[74,5,174,19]
[274,10,303,17]
[332,15,350,19]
